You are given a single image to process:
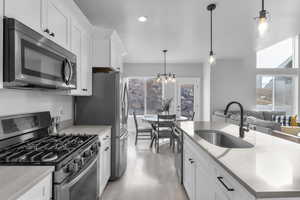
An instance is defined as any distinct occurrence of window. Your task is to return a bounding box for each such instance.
[127,78,163,115]
[180,84,195,118]
[256,37,298,68]
[256,75,298,114]
[146,79,162,114]
[128,79,145,115]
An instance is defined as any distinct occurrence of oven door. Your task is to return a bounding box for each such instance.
[55,157,99,200]
[4,18,77,89]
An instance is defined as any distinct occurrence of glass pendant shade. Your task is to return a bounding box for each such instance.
[209,54,216,65]
[258,13,268,36]
[256,0,269,37]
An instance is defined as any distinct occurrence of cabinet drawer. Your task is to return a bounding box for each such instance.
[215,165,254,200]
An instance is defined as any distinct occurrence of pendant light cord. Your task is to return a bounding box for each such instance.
[163,50,167,75]
[210,10,213,53]
[262,0,265,10]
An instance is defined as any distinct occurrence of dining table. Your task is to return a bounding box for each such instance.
[142,114,188,124]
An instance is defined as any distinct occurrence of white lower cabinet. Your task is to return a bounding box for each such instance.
[183,135,255,200]
[183,144,196,200]
[99,130,111,197]
[17,174,52,200]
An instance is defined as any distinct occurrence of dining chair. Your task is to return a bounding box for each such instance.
[133,112,153,145]
[152,114,176,153]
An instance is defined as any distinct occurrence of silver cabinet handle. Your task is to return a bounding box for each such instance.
[188,158,195,164]
[217,177,234,191]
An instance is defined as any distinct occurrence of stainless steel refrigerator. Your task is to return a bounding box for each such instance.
[74,69,128,180]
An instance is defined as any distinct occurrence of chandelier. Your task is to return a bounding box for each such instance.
[156,50,176,83]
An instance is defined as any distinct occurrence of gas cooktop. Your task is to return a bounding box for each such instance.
[0,134,97,165]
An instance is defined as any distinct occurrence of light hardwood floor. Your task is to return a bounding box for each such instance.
[102,130,188,200]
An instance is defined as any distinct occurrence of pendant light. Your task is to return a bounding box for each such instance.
[207,4,216,65]
[157,50,176,83]
[255,0,269,36]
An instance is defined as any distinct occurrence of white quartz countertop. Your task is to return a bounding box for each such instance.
[0,166,54,200]
[176,121,300,198]
[60,125,111,137]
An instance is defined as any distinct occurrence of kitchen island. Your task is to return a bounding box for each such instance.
[176,121,300,200]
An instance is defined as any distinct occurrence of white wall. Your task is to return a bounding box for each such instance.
[123,63,203,77]
[202,62,211,121]
[210,56,257,113]
[0,89,73,121]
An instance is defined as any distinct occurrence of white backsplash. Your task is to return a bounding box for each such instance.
[0,89,73,121]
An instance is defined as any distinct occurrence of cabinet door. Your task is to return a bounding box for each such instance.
[215,184,231,200]
[110,37,117,70]
[69,20,82,95]
[183,146,196,200]
[99,151,105,196]
[196,164,214,200]
[104,142,111,183]
[17,174,52,200]
[44,0,69,48]
[80,33,90,95]
[110,34,123,71]
[92,39,110,67]
[194,151,215,200]
[4,0,43,34]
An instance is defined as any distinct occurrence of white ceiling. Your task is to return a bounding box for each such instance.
[74,0,300,63]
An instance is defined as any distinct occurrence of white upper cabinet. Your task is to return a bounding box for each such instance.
[1,0,110,94]
[93,30,126,72]
[42,0,69,48]
[80,32,92,95]
[69,19,82,96]
[5,0,69,49]
[69,19,93,96]
[4,0,43,34]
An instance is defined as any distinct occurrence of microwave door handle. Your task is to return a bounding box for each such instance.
[62,59,70,85]
[66,59,73,85]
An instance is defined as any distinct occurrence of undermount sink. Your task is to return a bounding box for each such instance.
[195,130,254,149]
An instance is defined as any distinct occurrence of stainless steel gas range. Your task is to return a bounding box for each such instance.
[0,112,100,200]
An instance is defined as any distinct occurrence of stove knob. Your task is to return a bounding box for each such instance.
[83,150,92,158]
[91,143,99,152]
[66,163,78,173]
[74,158,83,167]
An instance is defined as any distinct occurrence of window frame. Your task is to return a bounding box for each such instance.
[256,36,299,69]
[256,74,298,114]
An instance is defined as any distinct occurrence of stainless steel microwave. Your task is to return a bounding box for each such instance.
[3,18,77,90]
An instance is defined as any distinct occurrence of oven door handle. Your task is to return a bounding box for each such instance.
[62,158,98,189]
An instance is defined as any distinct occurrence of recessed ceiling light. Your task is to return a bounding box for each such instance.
[138,16,148,22]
